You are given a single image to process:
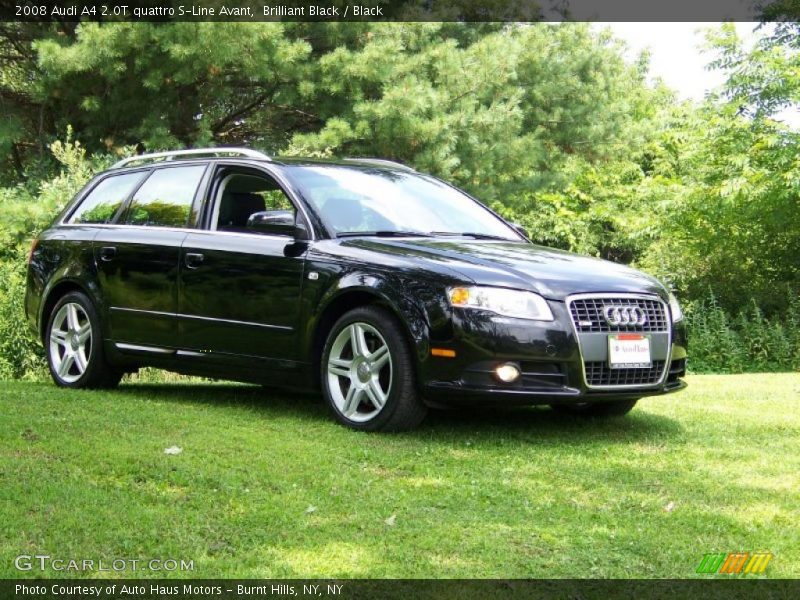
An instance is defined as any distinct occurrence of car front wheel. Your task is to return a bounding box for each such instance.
[45,291,122,389]
[321,306,427,431]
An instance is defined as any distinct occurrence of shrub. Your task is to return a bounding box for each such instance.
[0,131,106,380]
[0,252,46,380]
[0,134,796,380]
[685,288,800,374]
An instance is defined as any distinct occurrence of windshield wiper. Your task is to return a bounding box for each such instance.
[429,231,515,241]
[337,230,433,238]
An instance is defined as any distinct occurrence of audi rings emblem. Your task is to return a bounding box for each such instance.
[603,305,648,326]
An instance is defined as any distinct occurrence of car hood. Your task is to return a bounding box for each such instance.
[338,238,667,300]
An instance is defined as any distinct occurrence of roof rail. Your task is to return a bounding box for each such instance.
[341,157,416,172]
[111,147,272,169]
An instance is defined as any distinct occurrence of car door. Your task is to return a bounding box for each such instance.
[178,165,307,362]
[94,164,208,348]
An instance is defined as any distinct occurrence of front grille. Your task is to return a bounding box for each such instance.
[585,361,666,386]
[569,296,668,333]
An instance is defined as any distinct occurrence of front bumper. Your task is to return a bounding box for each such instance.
[420,298,688,408]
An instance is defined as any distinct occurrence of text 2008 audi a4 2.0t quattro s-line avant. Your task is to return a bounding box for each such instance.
[25,148,687,431]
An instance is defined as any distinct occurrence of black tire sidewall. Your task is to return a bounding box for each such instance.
[321,306,418,431]
[45,291,109,388]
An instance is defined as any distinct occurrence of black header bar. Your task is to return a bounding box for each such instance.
[1,0,797,23]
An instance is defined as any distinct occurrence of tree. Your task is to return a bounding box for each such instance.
[2,22,659,203]
[33,22,313,151]
[639,25,800,313]
[288,23,657,203]
[707,22,800,120]
[0,22,78,183]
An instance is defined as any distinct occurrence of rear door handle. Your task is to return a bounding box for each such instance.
[185,252,204,269]
[99,246,117,262]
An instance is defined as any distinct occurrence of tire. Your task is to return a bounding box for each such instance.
[550,398,639,418]
[45,291,122,389]
[321,305,427,432]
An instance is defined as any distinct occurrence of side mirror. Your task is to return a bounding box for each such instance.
[247,210,307,239]
[510,222,529,240]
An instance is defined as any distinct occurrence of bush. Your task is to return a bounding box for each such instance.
[0,134,796,380]
[685,289,800,373]
[0,252,46,380]
[0,131,108,380]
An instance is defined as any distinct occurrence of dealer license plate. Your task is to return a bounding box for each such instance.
[608,334,651,369]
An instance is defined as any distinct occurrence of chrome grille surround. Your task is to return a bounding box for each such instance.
[565,293,672,390]
[569,296,668,333]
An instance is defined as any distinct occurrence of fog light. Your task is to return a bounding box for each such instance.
[494,362,521,383]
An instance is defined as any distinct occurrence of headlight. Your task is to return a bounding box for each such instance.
[447,286,554,321]
[668,292,683,322]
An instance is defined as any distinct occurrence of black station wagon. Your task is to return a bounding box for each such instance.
[25,148,687,431]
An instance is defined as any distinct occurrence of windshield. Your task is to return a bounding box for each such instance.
[287,165,520,240]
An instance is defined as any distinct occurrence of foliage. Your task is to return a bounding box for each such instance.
[287,23,655,203]
[0,131,107,379]
[638,101,800,313]
[685,289,800,373]
[1,22,799,376]
[3,22,655,199]
[709,22,800,119]
[0,252,44,380]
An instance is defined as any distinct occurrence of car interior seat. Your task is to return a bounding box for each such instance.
[218,192,266,232]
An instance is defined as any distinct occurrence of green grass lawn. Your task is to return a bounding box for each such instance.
[1,373,798,579]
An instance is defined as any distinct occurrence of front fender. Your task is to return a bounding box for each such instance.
[304,268,445,371]
[313,272,430,358]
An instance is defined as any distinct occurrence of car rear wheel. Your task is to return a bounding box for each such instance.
[45,291,122,389]
[321,306,427,431]
[550,398,639,417]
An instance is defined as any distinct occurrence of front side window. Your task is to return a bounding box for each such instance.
[68,172,145,224]
[122,165,205,228]
[212,170,295,233]
[287,166,519,240]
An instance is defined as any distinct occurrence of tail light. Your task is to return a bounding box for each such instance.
[27,239,39,265]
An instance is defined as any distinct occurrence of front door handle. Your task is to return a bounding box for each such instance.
[185,252,204,269]
[99,246,117,262]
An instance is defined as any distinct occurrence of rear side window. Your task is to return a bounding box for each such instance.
[68,172,145,224]
[122,166,205,228]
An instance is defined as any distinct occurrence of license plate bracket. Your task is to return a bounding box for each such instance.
[608,334,652,369]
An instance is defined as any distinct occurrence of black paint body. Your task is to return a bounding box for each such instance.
[26,157,687,406]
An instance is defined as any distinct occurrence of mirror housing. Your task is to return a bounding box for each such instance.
[247,210,307,239]
[510,222,529,240]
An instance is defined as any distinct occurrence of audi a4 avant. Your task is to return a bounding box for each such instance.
[26,148,687,431]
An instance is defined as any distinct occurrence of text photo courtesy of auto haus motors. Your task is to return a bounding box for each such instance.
[3,2,800,597]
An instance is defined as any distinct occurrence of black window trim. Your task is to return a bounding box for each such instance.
[115,163,210,229]
[198,160,316,241]
[109,167,154,224]
[61,166,153,225]
[59,159,317,239]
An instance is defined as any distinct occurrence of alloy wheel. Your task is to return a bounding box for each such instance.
[326,322,393,422]
[49,302,92,384]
